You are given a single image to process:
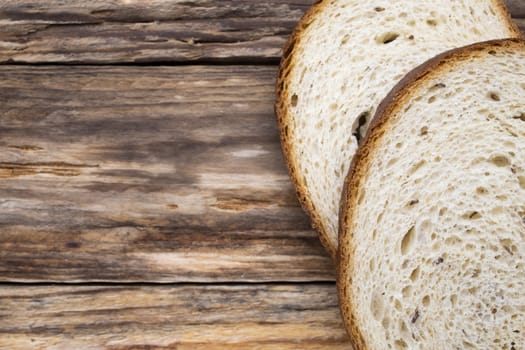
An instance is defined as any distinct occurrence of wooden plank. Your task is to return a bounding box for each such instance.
[507,0,525,17]
[0,0,313,64]
[0,0,522,64]
[0,65,334,283]
[0,283,351,350]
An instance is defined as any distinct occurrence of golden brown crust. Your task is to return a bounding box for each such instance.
[275,0,337,259]
[337,38,525,350]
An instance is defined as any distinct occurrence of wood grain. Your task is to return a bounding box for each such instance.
[0,0,522,64]
[0,65,334,283]
[0,283,351,350]
[0,0,312,64]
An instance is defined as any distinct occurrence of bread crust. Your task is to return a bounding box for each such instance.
[275,0,337,259]
[276,0,523,262]
[337,38,525,350]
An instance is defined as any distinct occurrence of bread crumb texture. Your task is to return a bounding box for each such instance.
[281,0,520,251]
[344,41,525,350]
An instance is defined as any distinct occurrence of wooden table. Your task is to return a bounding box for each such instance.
[0,1,523,349]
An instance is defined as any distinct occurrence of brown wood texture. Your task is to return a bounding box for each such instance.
[0,283,351,349]
[0,0,312,64]
[0,65,334,282]
[0,0,522,64]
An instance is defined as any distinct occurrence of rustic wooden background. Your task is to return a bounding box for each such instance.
[0,1,523,349]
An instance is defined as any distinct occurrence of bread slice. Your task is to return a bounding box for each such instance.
[276,0,522,258]
[338,39,525,350]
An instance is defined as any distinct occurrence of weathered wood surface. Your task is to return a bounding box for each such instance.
[0,0,522,64]
[0,0,312,64]
[0,65,334,282]
[0,283,350,350]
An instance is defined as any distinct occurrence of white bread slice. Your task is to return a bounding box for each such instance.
[339,39,525,350]
[276,0,522,258]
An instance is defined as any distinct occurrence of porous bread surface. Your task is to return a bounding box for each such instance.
[339,40,525,350]
[277,0,522,257]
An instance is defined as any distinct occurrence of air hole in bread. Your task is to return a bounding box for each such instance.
[502,241,516,255]
[512,112,525,122]
[369,258,375,271]
[420,126,429,135]
[422,295,430,306]
[371,291,384,320]
[476,187,489,195]
[409,266,420,281]
[382,315,391,330]
[488,50,497,55]
[395,299,402,311]
[489,155,510,167]
[489,92,501,101]
[340,34,350,45]
[462,211,482,219]
[429,82,446,91]
[407,199,419,206]
[477,108,488,115]
[394,339,408,349]
[377,32,400,44]
[352,111,371,143]
[518,176,525,190]
[408,20,416,26]
[291,93,298,107]
[407,160,426,176]
[426,19,438,26]
[445,236,462,245]
[463,340,476,349]
[374,6,385,12]
[428,96,436,103]
[401,225,416,255]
